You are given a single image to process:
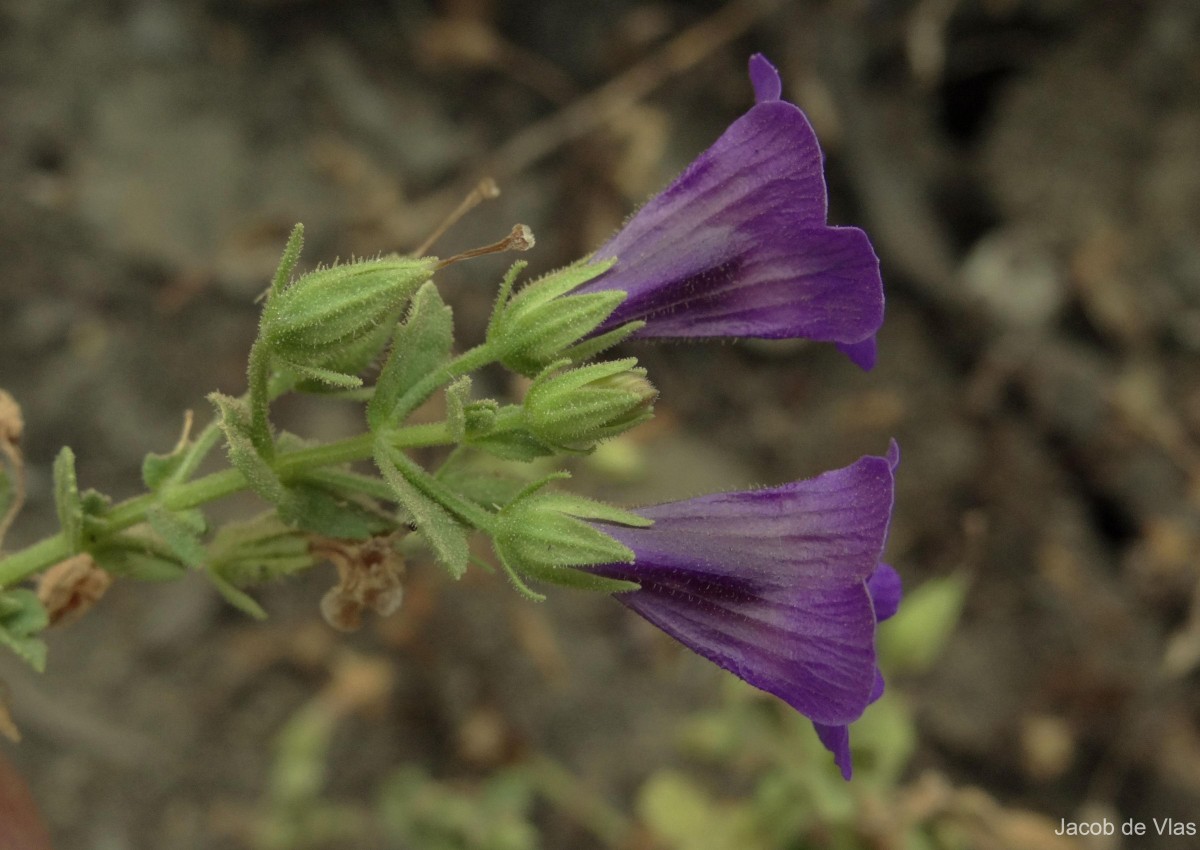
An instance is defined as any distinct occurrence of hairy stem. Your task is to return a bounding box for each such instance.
[0,421,455,588]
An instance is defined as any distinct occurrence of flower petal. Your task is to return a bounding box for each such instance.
[809,564,900,779]
[584,450,896,726]
[838,337,878,371]
[615,573,878,725]
[749,53,782,103]
[813,722,853,779]
[577,57,884,362]
[596,453,895,590]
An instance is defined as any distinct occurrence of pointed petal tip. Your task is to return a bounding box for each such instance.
[748,54,782,103]
[813,722,854,779]
[885,439,900,469]
[837,336,878,370]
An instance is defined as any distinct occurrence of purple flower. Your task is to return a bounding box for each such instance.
[577,54,884,369]
[584,443,899,778]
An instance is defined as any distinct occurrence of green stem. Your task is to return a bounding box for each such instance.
[391,341,502,423]
[0,421,454,588]
[172,417,224,485]
[0,337,511,589]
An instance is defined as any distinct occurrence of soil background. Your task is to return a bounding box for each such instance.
[2,0,1200,848]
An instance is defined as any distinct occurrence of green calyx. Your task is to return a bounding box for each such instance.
[490,475,649,599]
[524,358,657,451]
[487,258,625,376]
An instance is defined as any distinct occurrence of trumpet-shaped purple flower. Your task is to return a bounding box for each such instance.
[575,54,884,369]
[584,443,899,778]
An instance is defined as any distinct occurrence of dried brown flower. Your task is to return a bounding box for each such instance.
[37,553,113,627]
[313,535,405,632]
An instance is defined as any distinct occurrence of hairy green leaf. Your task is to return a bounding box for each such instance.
[374,442,469,579]
[369,281,454,430]
[52,446,83,552]
[205,568,268,620]
[279,482,396,540]
[0,589,49,672]
[147,505,208,568]
[210,393,297,512]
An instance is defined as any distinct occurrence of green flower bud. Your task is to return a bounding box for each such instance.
[524,358,656,450]
[488,259,625,376]
[260,257,436,382]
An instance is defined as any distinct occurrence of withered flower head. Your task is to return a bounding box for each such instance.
[313,535,406,632]
[37,553,113,628]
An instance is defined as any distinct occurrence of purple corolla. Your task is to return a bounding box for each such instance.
[576,54,884,369]
[584,443,900,778]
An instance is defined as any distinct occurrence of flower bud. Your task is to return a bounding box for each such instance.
[488,259,626,375]
[260,257,436,378]
[524,358,656,450]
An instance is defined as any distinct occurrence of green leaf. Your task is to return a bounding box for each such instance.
[467,429,554,462]
[80,489,111,515]
[278,481,396,540]
[92,536,188,582]
[368,281,454,430]
[53,446,84,552]
[435,466,528,512]
[877,574,968,674]
[142,449,187,492]
[205,568,268,620]
[147,505,208,568]
[444,376,472,442]
[374,442,469,578]
[208,514,314,587]
[0,589,49,672]
[210,393,298,512]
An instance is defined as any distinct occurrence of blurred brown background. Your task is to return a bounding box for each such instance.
[2,0,1200,847]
